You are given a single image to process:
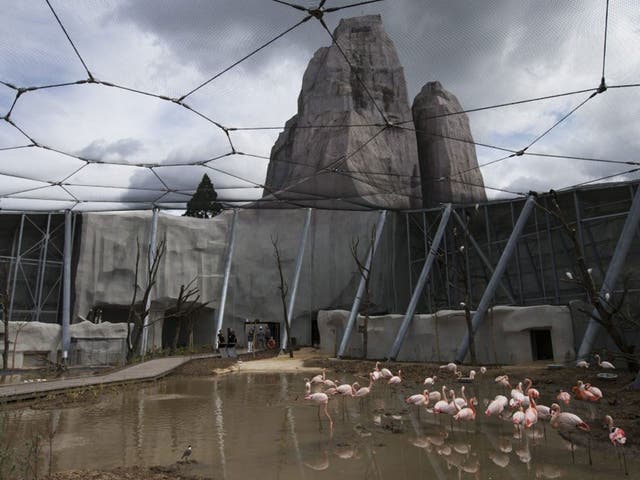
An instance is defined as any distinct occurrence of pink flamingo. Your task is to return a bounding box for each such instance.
[605,415,626,446]
[512,406,525,429]
[388,369,402,385]
[572,383,598,402]
[310,369,325,384]
[580,381,603,400]
[524,395,538,429]
[406,389,430,406]
[336,381,358,396]
[556,389,571,405]
[371,361,382,381]
[485,395,508,417]
[354,374,373,399]
[454,397,477,421]
[605,415,628,474]
[423,375,437,386]
[451,386,467,410]
[434,386,456,415]
[495,374,511,389]
[380,365,393,379]
[439,362,458,374]
[523,378,540,399]
[549,403,590,432]
[305,392,333,430]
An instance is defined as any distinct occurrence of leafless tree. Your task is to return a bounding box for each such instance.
[350,226,377,359]
[126,238,166,362]
[541,191,638,372]
[453,220,477,364]
[272,236,293,358]
[1,263,9,370]
[166,279,209,352]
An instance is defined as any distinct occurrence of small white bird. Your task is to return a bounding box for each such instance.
[565,272,573,280]
[181,445,192,462]
[423,375,437,386]
[595,354,615,369]
[575,360,589,369]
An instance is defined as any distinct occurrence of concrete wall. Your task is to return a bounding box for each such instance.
[73,209,406,349]
[318,305,575,364]
[0,321,128,368]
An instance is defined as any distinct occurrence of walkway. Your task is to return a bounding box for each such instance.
[0,353,217,403]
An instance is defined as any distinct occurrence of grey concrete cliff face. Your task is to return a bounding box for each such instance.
[263,15,421,210]
[412,81,487,207]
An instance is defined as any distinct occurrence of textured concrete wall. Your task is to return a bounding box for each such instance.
[0,320,128,368]
[318,305,575,364]
[72,209,405,349]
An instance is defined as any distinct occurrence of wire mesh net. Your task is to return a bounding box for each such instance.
[1,0,639,212]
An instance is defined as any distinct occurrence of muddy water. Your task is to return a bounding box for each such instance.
[2,373,636,479]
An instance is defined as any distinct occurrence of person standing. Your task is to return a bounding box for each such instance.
[265,325,272,345]
[247,325,255,353]
[217,329,226,356]
[227,329,237,358]
[257,326,266,350]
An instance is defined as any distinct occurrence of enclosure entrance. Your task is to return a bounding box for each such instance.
[530,329,553,360]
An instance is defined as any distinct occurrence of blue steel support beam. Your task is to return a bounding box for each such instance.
[337,210,387,358]
[215,209,238,348]
[387,204,452,360]
[578,184,640,360]
[61,210,72,362]
[455,195,536,363]
[282,208,313,351]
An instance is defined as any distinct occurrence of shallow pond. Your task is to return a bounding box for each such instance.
[2,372,635,479]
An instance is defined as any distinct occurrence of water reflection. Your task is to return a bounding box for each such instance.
[1,372,636,479]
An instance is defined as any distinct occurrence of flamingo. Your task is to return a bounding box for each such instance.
[354,374,373,399]
[457,370,476,383]
[604,415,626,446]
[406,389,430,406]
[495,374,511,389]
[371,361,383,381]
[454,397,477,421]
[451,386,467,410]
[434,386,457,415]
[524,395,538,429]
[556,389,571,405]
[323,378,337,388]
[336,381,358,396]
[423,375,437,386]
[305,392,333,430]
[388,369,402,385]
[485,395,508,417]
[595,354,615,369]
[380,365,393,379]
[512,406,525,428]
[549,403,590,432]
[576,360,589,368]
[511,382,529,407]
[523,378,540,399]
[480,366,487,375]
[439,362,458,374]
[582,382,603,400]
[427,390,442,403]
[572,383,598,402]
[535,404,552,421]
[310,369,326,384]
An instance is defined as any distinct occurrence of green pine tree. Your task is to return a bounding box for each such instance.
[184,174,222,218]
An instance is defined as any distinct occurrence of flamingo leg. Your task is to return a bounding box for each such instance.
[324,403,333,435]
[587,436,592,466]
[570,438,575,464]
[622,451,628,476]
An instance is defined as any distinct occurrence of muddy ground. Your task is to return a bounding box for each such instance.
[45,463,211,480]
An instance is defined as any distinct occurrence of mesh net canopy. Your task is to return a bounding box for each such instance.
[1,0,639,212]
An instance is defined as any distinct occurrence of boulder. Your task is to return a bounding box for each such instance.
[412,81,487,207]
[263,15,421,210]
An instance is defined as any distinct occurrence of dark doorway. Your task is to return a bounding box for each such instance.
[311,311,320,347]
[530,329,553,360]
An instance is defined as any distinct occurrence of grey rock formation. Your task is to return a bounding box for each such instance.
[412,81,487,207]
[263,15,421,210]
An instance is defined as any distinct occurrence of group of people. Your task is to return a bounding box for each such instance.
[217,328,238,357]
[216,322,277,357]
[246,323,276,352]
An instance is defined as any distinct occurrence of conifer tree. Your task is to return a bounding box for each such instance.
[184,174,222,218]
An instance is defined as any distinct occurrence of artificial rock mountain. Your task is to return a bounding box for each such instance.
[412,81,487,207]
[263,15,485,209]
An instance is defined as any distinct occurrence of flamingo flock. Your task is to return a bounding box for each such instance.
[301,355,629,475]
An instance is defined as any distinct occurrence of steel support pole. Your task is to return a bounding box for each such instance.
[451,209,516,304]
[544,199,561,304]
[388,205,452,360]
[61,210,72,362]
[406,213,413,294]
[455,195,536,363]
[577,184,640,360]
[337,210,387,358]
[215,209,238,348]
[282,208,312,351]
[8,215,25,322]
[34,214,52,322]
[140,208,158,355]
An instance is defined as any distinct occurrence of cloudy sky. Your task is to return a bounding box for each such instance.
[0,0,639,211]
